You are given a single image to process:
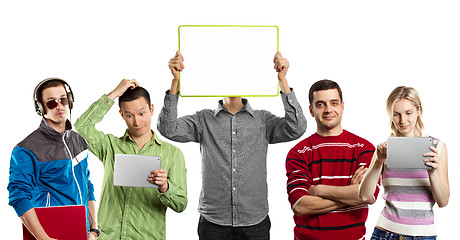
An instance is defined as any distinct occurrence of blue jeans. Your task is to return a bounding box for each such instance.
[370,227,436,240]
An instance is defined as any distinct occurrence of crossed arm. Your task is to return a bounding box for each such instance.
[292,166,374,216]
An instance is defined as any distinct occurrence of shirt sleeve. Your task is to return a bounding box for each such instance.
[158,146,187,213]
[157,91,202,143]
[7,147,40,217]
[74,95,114,162]
[286,146,311,209]
[86,166,96,202]
[265,89,307,144]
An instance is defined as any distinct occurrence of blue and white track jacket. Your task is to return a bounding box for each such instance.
[7,119,95,222]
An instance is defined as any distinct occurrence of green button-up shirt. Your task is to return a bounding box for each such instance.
[75,95,187,240]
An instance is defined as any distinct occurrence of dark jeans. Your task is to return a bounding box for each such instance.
[370,227,437,240]
[198,215,271,240]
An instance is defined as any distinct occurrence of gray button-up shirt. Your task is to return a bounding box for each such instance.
[157,90,307,227]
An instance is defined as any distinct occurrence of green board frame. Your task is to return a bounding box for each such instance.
[178,25,279,97]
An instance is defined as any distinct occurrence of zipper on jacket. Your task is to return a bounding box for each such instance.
[46,192,51,207]
[62,132,83,205]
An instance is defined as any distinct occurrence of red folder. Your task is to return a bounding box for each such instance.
[23,205,87,240]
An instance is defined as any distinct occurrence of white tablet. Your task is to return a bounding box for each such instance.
[114,154,161,188]
[387,137,433,169]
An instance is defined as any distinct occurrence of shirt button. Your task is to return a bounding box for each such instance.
[232,131,236,134]
[233,187,236,191]
[232,149,235,153]
[232,168,236,172]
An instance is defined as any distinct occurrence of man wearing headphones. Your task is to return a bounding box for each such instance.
[7,78,99,239]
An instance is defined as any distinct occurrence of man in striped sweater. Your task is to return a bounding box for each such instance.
[285,80,380,240]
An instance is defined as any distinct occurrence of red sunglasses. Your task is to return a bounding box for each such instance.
[45,97,69,109]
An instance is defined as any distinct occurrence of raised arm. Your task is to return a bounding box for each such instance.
[274,51,290,94]
[265,52,307,143]
[106,79,139,100]
[75,79,139,161]
[157,51,202,143]
[168,51,184,95]
[359,143,386,203]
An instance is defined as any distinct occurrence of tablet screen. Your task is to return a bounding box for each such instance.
[387,137,433,169]
[114,154,161,188]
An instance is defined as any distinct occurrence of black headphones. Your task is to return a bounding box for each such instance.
[33,77,74,116]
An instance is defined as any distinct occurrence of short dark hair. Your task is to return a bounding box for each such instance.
[118,86,151,109]
[37,80,66,105]
[308,79,343,105]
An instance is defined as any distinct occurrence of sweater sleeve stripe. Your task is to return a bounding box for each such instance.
[286,148,311,207]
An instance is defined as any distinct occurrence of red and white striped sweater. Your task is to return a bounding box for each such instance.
[286,130,379,240]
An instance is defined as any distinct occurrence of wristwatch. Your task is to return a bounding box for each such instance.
[90,228,101,237]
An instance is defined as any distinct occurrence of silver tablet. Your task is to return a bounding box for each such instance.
[387,137,433,169]
[113,154,161,188]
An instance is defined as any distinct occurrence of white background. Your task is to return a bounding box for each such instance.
[1,1,458,239]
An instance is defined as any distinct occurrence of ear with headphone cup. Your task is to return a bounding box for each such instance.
[33,78,49,116]
[34,97,45,116]
[62,82,74,110]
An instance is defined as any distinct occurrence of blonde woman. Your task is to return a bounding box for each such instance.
[359,86,449,240]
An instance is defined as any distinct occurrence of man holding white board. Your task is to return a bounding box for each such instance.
[158,51,307,239]
[75,79,187,240]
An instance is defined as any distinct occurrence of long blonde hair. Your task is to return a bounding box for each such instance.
[386,86,424,137]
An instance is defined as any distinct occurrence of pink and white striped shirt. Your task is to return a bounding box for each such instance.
[376,138,444,236]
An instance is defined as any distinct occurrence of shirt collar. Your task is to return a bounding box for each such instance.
[214,98,255,117]
[121,129,163,145]
[39,118,72,139]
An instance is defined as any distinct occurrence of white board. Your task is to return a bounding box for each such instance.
[178,25,279,97]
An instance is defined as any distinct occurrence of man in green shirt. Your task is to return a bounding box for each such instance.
[75,79,187,239]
